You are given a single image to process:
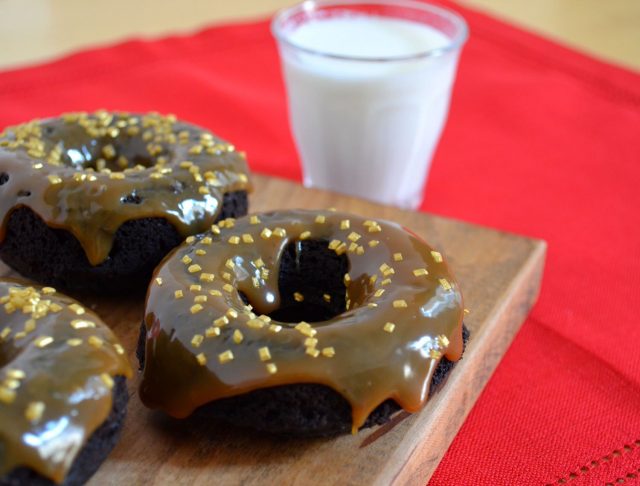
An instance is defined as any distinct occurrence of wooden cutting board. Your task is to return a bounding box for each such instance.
[4,174,546,485]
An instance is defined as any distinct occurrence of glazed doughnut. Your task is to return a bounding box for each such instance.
[138,210,465,435]
[0,280,132,485]
[0,111,251,293]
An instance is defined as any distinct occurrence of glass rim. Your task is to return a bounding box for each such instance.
[271,0,469,63]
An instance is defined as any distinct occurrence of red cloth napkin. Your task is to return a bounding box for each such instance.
[1,1,639,484]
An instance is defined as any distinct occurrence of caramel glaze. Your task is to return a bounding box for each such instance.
[0,280,132,483]
[140,210,464,431]
[0,111,251,265]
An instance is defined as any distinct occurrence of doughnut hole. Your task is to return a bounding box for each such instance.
[40,119,170,173]
[241,240,350,323]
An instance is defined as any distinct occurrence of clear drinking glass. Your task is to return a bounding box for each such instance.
[272,0,468,209]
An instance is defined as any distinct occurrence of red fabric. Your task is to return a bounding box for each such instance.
[1,2,639,484]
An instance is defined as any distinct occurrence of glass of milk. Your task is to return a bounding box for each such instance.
[272,0,468,209]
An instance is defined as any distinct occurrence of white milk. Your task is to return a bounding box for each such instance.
[278,15,460,208]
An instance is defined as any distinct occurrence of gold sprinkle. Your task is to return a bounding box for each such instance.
[181,255,192,265]
[189,284,202,292]
[293,292,304,302]
[232,329,244,344]
[299,231,311,240]
[100,373,114,389]
[109,172,125,180]
[322,347,336,358]
[70,319,95,330]
[225,259,235,270]
[381,278,392,286]
[202,236,213,245]
[6,369,25,379]
[393,253,403,262]
[393,300,408,308]
[214,316,229,327]
[252,276,260,288]
[196,353,207,366]
[155,277,163,285]
[266,363,278,374]
[240,233,254,244]
[41,287,56,295]
[413,268,429,277]
[247,318,265,329]
[328,240,341,250]
[191,334,204,348]
[67,338,83,346]
[304,337,318,347]
[344,273,351,285]
[209,289,222,297]
[347,232,361,242]
[369,274,378,285]
[195,249,206,256]
[431,250,443,263]
[258,346,271,361]
[339,220,350,230]
[49,303,62,313]
[35,336,53,348]
[223,283,234,293]
[188,264,202,274]
[68,304,85,315]
[306,347,320,358]
[218,350,234,364]
[25,401,45,423]
[205,327,220,338]
[356,245,365,255]
[439,278,452,291]
[323,294,331,303]
[102,144,116,159]
[260,228,272,239]
[198,186,210,195]
[253,258,265,268]
[24,319,36,333]
[250,215,261,225]
[315,215,326,224]
[383,322,396,333]
[464,308,470,315]
[374,289,385,298]
[228,236,240,245]
[33,163,43,170]
[227,308,239,319]
[190,304,203,314]
[194,295,208,303]
[273,227,287,238]
[269,324,282,333]
[0,327,10,341]
[47,174,62,185]
[335,242,347,255]
[174,290,184,299]
[88,336,104,348]
[114,343,125,355]
[369,240,380,248]
[0,387,16,404]
[295,321,317,337]
[200,273,215,283]
[438,334,450,347]
[222,272,232,281]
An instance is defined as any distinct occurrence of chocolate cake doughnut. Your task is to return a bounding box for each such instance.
[0,111,251,294]
[138,210,466,436]
[0,281,132,485]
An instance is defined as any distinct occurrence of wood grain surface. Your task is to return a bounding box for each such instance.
[23,174,544,485]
